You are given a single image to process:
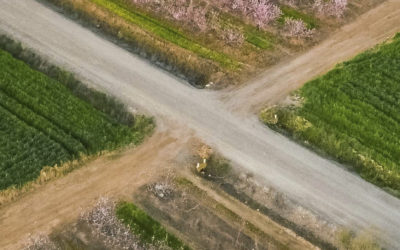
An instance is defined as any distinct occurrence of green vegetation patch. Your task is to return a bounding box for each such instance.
[218,12,274,50]
[116,201,190,250]
[244,25,275,49]
[90,0,240,69]
[278,6,319,29]
[205,155,232,178]
[261,35,400,195]
[0,50,153,189]
[0,105,70,188]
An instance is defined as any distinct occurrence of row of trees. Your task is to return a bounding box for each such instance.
[133,0,347,29]
[128,0,338,42]
[219,0,282,29]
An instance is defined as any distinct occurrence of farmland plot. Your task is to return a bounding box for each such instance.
[261,34,400,195]
[0,50,152,190]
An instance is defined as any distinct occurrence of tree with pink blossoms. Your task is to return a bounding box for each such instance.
[221,28,245,46]
[314,0,348,18]
[131,0,208,32]
[249,0,283,29]
[284,18,315,38]
[219,0,282,29]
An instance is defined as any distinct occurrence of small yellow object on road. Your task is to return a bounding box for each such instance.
[196,158,207,172]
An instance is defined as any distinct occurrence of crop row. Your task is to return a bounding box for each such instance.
[0,50,137,153]
[0,106,70,189]
[0,90,85,155]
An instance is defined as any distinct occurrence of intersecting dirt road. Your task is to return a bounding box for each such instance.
[1,0,400,248]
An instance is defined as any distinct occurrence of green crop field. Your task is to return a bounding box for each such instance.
[261,35,400,195]
[0,50,152,190]
[116,201,190,250]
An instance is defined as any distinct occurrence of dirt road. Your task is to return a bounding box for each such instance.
[1,0,400,248]
[224,0,400,114]
[0,131,188,249]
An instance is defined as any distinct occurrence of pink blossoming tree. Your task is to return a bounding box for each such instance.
[284,18,315,38]
[314,0,348,18]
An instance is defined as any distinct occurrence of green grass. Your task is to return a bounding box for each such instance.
[90,0,240,69]
[218,12,274,50]
[244,24,275,49]
[0,50,153,190]
[261,35,400,194]
[278,6,319,29]
[116,201,190,250]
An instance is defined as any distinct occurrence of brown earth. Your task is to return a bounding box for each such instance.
[0,130,190,249]
[180,172,317,249]
[0,128,316,249]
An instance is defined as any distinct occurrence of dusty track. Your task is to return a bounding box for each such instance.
[1,0,400,248]
[224,0,400,114]
[0,131,187,249]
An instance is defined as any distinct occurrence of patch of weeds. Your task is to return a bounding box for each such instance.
[174,177,206,197]
[215,203,241,223]
[336,229,381,250]
[278,6,319,29]
[204,154,232,179]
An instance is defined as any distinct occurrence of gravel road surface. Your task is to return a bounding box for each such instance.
[0,0,400,248]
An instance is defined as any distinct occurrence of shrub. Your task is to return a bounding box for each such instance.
[284,18,315,38]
